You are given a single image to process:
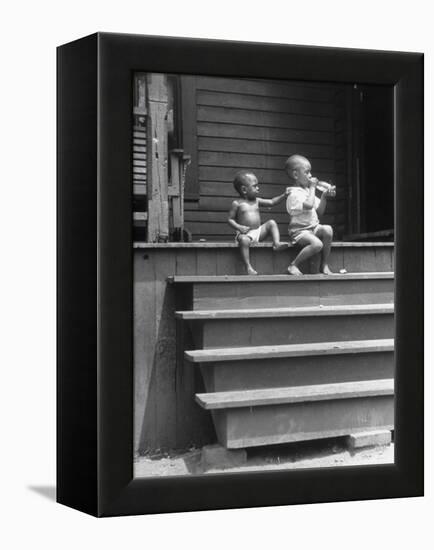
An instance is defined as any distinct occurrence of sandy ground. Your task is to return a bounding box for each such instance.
[134,437,394,478]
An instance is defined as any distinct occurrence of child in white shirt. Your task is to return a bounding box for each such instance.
[285,155,335,275]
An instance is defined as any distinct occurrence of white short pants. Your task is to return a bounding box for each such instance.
[288,224,320,245]
[235,224,264,244]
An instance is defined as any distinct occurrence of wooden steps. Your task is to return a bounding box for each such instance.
[178,304,394,348]
[185,338,394,362]
[208,394,394,448]
[170,272,394,309]
[196,379,394,409]
[172,264,395,451]
[170,272,393,283]
[193,352,394,392]
[176,303,394,320]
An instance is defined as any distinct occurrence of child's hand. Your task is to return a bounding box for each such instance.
[238,225,251,234]
[285,187,291,195]
[309,177,319,188]
[323,186,336,198]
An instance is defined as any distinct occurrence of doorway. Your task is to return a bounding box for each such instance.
[349,84,394,239]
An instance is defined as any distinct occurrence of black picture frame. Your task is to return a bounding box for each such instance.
[57,32,423,517]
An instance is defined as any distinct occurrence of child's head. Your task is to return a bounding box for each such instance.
[233,170,259,199]
[285,155,312,188]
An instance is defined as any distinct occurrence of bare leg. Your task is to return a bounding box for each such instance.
[259,220,288,251]
[288,233,323,275]
[315,224,334,274]
[238,235,257,275]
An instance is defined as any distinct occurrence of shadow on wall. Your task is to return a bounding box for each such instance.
[138,281,214,455]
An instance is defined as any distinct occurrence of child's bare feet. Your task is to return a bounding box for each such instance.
[321,264,333,275]
[288,264,302,276]
[273,242,289,251]
[246,265,258,275]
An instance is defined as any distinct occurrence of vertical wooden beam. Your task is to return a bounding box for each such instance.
[134,73,147,116]
[146,74,169,242]
[180,76,199,201]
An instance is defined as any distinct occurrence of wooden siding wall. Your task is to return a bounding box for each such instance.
[183,77,350,241]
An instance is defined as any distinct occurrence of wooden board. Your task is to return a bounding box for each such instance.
[221,395,394,448]
[181,76,199,200]
[197,105,334,132]
[134,252,158,451]
[185,200,347,218]
[185,338,394,363]
[196,76,337,102]
[171,272,393,281]
[153,251,178,449]
[202,352,394,392]
[146,74,169,241]
[198,151,335,172]
[198,136,334,158]
[199,313,394,348]
[135,241,394,249]
[196,378,394,409]
[190,278,394,310]
[197,122,334,145]
[198,166,338,185]
[176,303,394,319]
[197,90,335,117]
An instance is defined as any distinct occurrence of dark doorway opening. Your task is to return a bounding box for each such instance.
[350,84,394,239]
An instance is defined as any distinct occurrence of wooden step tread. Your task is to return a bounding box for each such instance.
[195,378,394,410]
[176,303,394,320]
[185,338,394,363]
[169,272,394,283]
[135,241,394,249]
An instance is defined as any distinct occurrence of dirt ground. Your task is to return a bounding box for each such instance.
[134,437,394,477]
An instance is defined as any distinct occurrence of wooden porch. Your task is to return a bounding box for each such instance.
[134,241,394,455]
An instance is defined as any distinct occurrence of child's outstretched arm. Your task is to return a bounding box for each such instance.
[258,188,290,207]
[228,201,250,233]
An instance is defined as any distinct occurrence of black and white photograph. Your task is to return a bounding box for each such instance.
[132,71,395,477]
[4,0,430,542]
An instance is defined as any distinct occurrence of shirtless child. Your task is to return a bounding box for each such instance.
[228,170,289,275]
[285,155,335,275]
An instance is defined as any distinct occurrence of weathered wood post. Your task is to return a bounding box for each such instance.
[169,150,191,240]
[146,74,169,242]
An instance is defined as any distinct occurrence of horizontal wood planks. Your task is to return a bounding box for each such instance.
[167,245,394,275]
[185,338,394,363]
[134,245,394,453]
[198,312,394,348]
[176,303,394,319]
[190,278,394,310]
[195,378,394,409]
[200,352,394,392]
[221,395,394,448]
[184,76,349,241]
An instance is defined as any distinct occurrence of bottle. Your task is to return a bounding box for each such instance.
[310,178,336,194]
[317,180,336,193]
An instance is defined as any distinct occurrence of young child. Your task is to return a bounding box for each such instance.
[285,154,335,275]
[228,170,289,275]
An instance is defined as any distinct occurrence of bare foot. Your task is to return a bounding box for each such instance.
[246,265,258,275]
[273,242,289,252]
[288,264,302,276]
[321,264,333,275]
